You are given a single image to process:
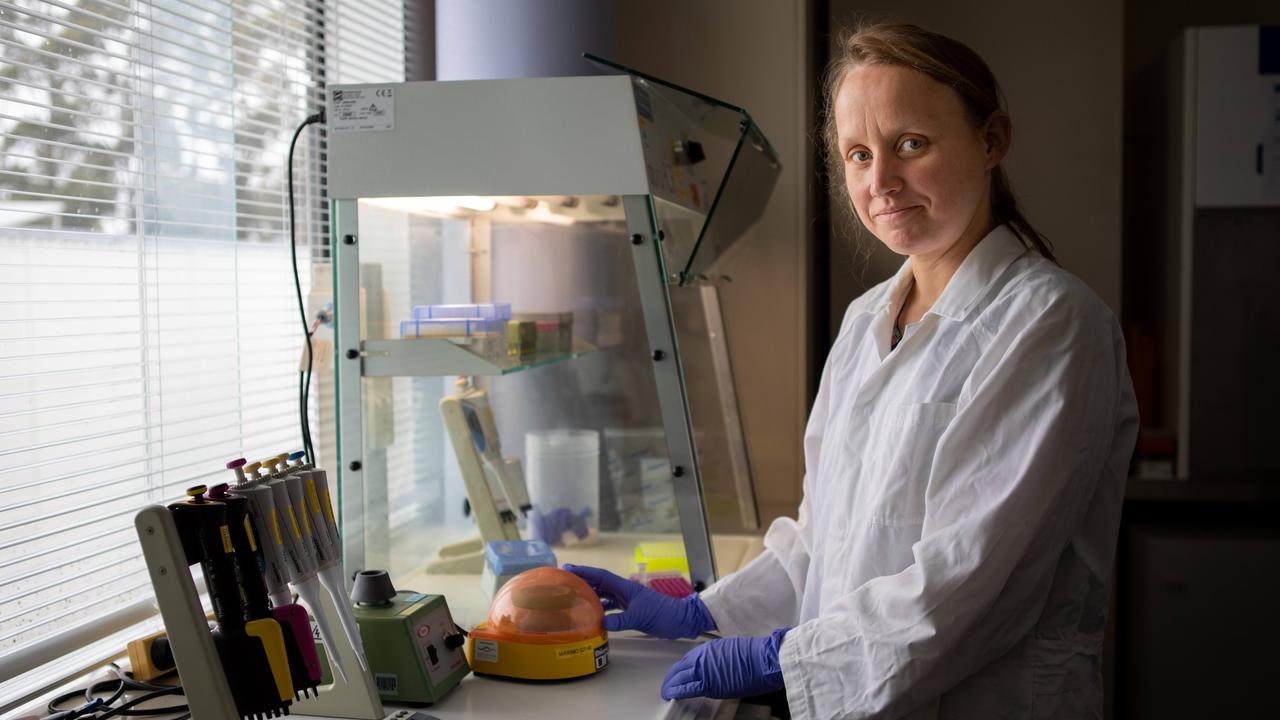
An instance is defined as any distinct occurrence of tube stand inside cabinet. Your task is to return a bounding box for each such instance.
[135,504,384,720]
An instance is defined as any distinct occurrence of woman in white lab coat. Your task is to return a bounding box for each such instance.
[567,23,1138,720]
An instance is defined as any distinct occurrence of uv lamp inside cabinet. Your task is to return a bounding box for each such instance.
[325,58,780,599]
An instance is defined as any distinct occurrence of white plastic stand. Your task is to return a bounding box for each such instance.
[288,584,384,719]
[425,535,485,574]
[134,504,384,720]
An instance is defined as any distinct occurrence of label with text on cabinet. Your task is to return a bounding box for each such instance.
[331,87,395,132]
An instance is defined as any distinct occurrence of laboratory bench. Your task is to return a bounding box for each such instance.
[12,636,739,720]
[7,533,766,720]
[369,635,736,720]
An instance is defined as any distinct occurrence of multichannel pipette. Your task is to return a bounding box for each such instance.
[223,460,324,691]
[208,482,321,699]
[261,452,369,675]
[250,459,351,683]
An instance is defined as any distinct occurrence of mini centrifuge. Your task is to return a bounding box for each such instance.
[465,566,608,680]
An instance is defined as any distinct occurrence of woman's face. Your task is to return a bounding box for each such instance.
[834,64,1007,261]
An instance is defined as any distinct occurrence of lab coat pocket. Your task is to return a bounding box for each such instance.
[859,401,957,526]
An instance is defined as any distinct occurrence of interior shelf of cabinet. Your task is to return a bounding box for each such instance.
[359,337,600,377]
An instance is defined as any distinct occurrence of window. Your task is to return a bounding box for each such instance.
[0,0,404,700]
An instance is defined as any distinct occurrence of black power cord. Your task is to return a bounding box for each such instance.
[287,109,325,465]
[43,664,187,720]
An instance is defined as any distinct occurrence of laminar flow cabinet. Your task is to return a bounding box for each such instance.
[325,59,780,600]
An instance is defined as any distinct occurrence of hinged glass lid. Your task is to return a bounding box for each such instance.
[584,53,781,286]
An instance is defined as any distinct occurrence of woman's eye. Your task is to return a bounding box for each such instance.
[849,150,870,163]
[900,138,924,152]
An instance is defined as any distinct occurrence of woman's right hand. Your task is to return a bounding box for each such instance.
[563,564,716,640]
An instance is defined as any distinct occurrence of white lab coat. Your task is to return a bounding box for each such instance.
[700,225,1138,720]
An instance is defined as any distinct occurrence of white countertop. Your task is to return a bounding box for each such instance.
[8,636,731,720]
[380,635,730,720]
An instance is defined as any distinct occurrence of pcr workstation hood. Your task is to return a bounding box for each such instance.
[325,56,780,600]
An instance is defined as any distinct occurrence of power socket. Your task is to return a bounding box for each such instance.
[125,629,176,681]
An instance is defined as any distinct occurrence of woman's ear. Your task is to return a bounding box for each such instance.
[983,111,1011,170]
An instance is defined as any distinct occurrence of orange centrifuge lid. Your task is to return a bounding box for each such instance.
[479,566,605,645]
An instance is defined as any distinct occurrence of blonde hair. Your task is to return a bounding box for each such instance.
[821,22,1056,262]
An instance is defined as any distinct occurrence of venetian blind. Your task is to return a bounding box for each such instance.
[0,0,404,694]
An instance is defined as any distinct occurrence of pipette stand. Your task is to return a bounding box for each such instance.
[135,504,384,720]
[290,582,384,718]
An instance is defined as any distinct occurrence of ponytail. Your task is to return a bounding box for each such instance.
[991,166,1056,263]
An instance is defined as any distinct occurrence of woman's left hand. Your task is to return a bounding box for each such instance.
[661,628,789,700]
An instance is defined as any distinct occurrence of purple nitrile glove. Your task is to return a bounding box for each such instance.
[530,507,594,545]
[661,628,789,701]
[562,564,715,640]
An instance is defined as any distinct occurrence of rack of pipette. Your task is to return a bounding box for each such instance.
[134,452,384,720]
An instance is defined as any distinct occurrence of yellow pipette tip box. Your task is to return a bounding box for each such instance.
[634,542,688,573]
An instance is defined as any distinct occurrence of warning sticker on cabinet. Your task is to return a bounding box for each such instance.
[330,87,395,132]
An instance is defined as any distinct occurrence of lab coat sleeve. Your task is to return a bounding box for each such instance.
[779,288,1134,720]
[698,483,814,636]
